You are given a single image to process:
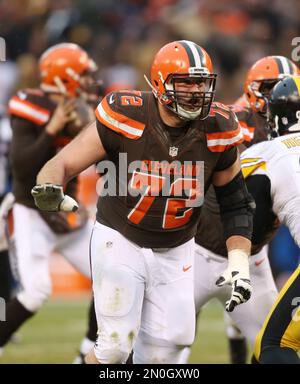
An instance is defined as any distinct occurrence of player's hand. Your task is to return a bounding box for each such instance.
[31,184,78,212]
[215,249,252,312]
[46,99,77,136]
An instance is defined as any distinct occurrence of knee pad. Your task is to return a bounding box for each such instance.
[93,266,142,363]
[17,278,51,312]
[94,334,131,364]
[95,266,136,318]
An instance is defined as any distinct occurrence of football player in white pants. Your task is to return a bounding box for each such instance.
[0,43,98,360]
[32,40,254,364]
[194,244,277,346]
[10,203,93,312]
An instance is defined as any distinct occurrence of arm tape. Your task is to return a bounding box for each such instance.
[214,171,255,240]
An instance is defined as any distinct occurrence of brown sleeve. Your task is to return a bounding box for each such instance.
[96,119,121,157]
[214,146,238,172]
[10,116,55,180]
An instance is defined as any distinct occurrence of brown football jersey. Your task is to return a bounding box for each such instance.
[195,104,271,257]
[95,90,243,248]
[8,89,92,234]
[8,88,80,209]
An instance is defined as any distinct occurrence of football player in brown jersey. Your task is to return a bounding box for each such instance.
[234,55,299,146]
[193,56,299,364]
[0,43,99,361]
[32,40,254,364]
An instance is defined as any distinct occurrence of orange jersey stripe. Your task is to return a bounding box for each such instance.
[95,108,141,140]
[9,96,50,125]
[100,97,145,131]
[206,126,242,140]
[207,137,244,152]
[240,122,255,141]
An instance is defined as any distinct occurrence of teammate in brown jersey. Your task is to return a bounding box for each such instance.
[32,40,254,364]
[193,56,299,364]
[0,43,99,361]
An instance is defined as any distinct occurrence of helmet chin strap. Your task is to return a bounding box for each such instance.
[54,76,68,95]
[144,74,158,97]
[144,74,171,104]
[40,76,68,96]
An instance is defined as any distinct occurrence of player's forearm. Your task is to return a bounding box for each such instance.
[37,156,68,186]
[226,235,251,254]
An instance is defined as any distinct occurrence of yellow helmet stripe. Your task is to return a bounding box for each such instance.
[293,76,300,95]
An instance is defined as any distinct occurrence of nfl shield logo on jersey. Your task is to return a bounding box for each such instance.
[169,146,178,157]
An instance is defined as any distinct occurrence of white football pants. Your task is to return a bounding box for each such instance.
[194,244,278,346]
[90,222,196,364]
[10,203,92,312]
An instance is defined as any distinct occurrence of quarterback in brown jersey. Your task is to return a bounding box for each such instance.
[193,56,299,363]
[32,40,254,364]
[0,43,99,361]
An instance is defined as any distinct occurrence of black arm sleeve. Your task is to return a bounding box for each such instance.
[214,171,255,241]
[10,117,55,180]
[245,174,276,245]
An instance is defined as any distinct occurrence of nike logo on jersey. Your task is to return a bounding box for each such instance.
[182,265,192,272]
[108,94,115,105]
[255,258,265,267]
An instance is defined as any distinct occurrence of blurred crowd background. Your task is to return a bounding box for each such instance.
[1,0,300,106]
[1,0,300,287]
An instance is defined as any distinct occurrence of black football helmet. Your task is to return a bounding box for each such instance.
[268,75,300,137]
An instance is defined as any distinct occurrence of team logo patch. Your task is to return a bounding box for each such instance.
[106,241,113,248]
[169,146,178,157]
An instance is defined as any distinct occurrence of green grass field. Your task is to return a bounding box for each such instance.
[0,297,230,364]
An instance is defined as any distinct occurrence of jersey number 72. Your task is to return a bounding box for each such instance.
[127,171,202,229]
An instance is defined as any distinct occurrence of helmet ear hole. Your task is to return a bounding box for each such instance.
[154,80,159,86]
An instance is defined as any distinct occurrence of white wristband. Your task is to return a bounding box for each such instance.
[227,249,250,280]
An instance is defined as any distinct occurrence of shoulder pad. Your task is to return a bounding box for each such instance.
[206,102,244,152]
[8,89,51,125]
[240,143,269,178]
[95,90,147,140]
[241,157,267,179]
